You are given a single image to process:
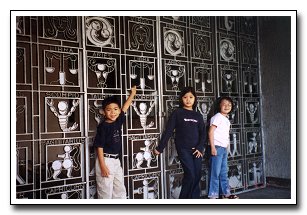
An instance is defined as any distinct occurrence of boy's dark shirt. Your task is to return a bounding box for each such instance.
[156,108,206,153]
[93,111,125,155]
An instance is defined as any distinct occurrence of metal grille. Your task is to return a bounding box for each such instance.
[15,16,263,199]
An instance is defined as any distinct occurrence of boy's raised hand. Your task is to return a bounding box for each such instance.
[131,85,137,95]
[122,86,137,112]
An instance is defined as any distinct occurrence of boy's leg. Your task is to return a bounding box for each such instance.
[112,159,127,199]
[95,158,114,199]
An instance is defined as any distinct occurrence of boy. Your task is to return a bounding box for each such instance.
[94,86,136,199]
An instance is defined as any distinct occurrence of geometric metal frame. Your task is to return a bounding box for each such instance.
[14,15,263,199]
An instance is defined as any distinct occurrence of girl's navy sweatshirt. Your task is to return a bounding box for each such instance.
[156,108,206,153]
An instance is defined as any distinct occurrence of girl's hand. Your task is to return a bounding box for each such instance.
[192,148,203,158]
[211,146,217,156]
[154,149,161,155]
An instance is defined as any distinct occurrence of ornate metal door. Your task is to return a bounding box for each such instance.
[15,16,263,199]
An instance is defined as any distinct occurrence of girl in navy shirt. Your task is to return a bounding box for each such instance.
[154,87,206,199]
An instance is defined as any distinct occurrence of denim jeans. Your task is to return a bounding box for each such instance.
[208,146,230,198]
[176,147,202,199]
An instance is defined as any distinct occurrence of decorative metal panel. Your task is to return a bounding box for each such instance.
[15,16,263,199]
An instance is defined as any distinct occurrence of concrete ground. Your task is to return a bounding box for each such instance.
[237,185,291,199]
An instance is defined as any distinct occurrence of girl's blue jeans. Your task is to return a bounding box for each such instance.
[208,145,230,198]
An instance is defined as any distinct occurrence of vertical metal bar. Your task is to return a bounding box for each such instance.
[81,16,90,199]
[31,16,38,197]
[155,16,165,199]
[256,17,266,186]
[35,16,42,198]
[214,17,220,98]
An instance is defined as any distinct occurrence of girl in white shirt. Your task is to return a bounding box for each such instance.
[207,97,239,199]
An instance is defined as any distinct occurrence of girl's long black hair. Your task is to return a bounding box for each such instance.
[178,86,198,110]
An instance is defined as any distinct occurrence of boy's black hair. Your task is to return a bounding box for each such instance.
[178,86,198,110]
[101,96,121,110]
[215,96,234,114]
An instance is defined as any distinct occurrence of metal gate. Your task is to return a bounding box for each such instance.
[15,15,263,199]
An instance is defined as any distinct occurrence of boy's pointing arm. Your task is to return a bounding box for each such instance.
[122,86,137,113]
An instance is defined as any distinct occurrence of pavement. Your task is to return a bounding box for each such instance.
[237,185,291,199]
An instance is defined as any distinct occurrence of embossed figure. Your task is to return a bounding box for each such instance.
[88,58,115,88]
[242,17,256,35]
[229,100,238,124]
[45,52,78,86]
[249,162,262,185]
[194,35,211,60]
[130,24,153,51]
[46,99,79,132]
[45,16,76,40]
[167,101,179,116]
[248,132,258,153]
[16,16,23,34]
[51,145,74,179]
[159,113,180,167]
[222,70,237,92]
[16,103,25,122]
[16,149,26,185]
[89,100,103,124]
[60,191,81,199]
[164,30,184,56]
[242,42,257,64]
[229,165,242,188]
[134,139,155,169]
[61,193,68,199]
[16,48,24,65]
[166,66,185,91]
[197,102,211,123]
[195,67,212,92]
[246,102,258,123]
[191,17,210,27]
[229,133,239,157]
[89,185,97,199]
[133,179,158,199]
[132,100,156,129]
[224,16,234,31]
[244,69,258,93]
[85,17,114,47]
[168,137,180,165]
[172,16,181,21]
[220,39,235,61]
[130,62,154,93]
[170,175,182,199]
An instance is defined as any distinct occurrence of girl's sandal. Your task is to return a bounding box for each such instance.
[222,194,239,199]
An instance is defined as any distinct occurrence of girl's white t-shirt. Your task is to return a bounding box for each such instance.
[210,112,230,148]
